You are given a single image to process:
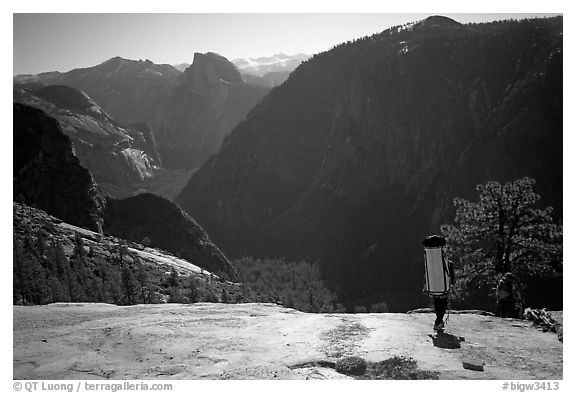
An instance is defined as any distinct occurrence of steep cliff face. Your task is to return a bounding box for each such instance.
[176,17,563,310]
[14,85,160,186]
[184,52,244,93]
[103,193,236,278]
[14,54,270,170]
[152,53,270,168]
[13,103,105,232]
[125,122,162,167]
[14,104,233,276]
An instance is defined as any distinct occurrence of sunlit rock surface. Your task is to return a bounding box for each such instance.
[13,303,562,380]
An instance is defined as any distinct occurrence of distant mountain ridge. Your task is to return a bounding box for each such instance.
[173,63,190,72]
[231,53,311,88]
[14,53,270,169]
[176,16,563,311]
[172,53,310,88]
[232,53,311,76]
[13,57,181,124]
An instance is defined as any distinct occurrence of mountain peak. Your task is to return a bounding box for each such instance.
[102,56,129,65]
[184,52,244,92]
[173,63,190,72]
[415,15,463,30]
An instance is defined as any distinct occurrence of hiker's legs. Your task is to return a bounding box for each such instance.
[434,296,448,325]
[499,301,514,318]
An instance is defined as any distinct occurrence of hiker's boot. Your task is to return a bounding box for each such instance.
[433,321,445,331]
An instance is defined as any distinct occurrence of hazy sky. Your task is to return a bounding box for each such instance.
[13,13,560,75]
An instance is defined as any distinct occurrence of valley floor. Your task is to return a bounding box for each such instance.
[13,303,562,380]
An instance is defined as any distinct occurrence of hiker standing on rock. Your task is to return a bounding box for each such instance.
[432,261,455,331]
[422,235,455,332]
[495,272,524,318]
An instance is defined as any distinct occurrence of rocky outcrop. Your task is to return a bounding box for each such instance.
[14,86,160,186]
[184,52,244,94]
[14,104,233,276]
[125,122,162,166]
[13,103,105,232]
[176,16,563,311]
[103,193,236,278]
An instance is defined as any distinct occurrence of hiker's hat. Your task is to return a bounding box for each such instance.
[422,235,447,248]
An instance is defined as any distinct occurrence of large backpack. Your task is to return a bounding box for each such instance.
[423,236,451,296]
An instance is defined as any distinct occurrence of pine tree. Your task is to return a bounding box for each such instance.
[147,287,158,304]
[186,275,198,303]
[141,237,151,247]
[94,259,109,302]
[31,263,49,304]
[13,237,33,304]
[135,263,152,304]
[167,266,179,287]
[73,232,87,260]
[221,288,229,304]
[308,291,315,311]
[203,291,218,303]
[112,243,129,266]
[34,229,48,263]
[48,241,73,302]
[71,232,89,301]
[64,261,76,302]
[90,270,106,303]
[441,177,562,299]
[121,264,137,305]
[48,275,66,303]
[22,232,36,257]
[49,242,67,280]
[108,268,123,305]
[168,287,183,303]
